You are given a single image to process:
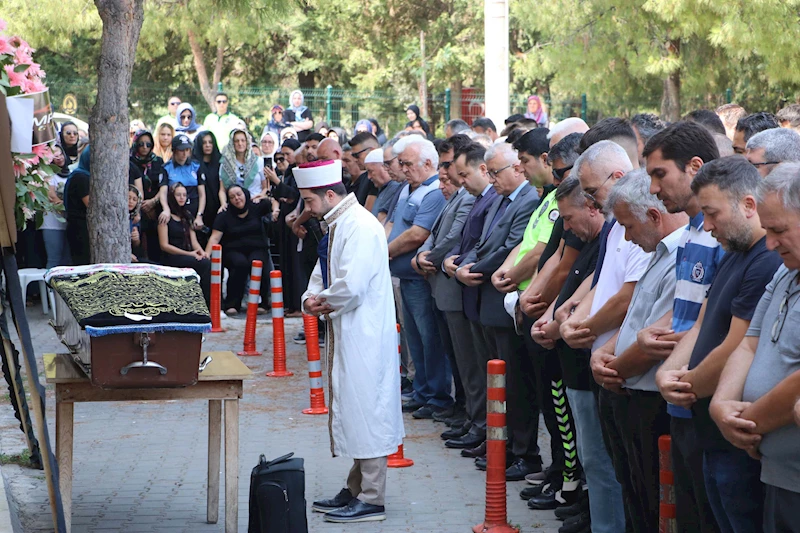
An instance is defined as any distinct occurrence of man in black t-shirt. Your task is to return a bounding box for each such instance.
[530,175,604,512]
[656,156,782,532]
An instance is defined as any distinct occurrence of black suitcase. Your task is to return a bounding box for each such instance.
[248,452,308,533]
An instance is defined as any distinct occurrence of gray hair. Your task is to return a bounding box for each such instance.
[393,134,439,168]
[756,161,800,211]
[606,169,666,222]
[554,175,585,207]
[746,128,800,163]
[547,117,589,141]
[446,119,471,135]
[484,141,520,165]
[574,140,633,184]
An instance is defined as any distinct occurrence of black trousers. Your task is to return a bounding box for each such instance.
[467,320,492,433]
[764,484,800,533]
[600,388,670,533]
[162,253,211,305]
[66,221,91,266]
[223,247,273,311]
[434,307,464,409]
[483,325,540,463]
[671,416,721,533]
[522,313,563,472]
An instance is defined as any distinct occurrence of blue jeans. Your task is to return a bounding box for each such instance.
[566,388,625,533]
[42,229,71,269]
[400,279,453,409]
[703,448,763,533]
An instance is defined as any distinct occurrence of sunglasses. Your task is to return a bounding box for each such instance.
[352,147,371,157]
[169,101,180,106]
[274,157,286,163]
[137,141,153,148]
[63,130,78,136]
[216,99,228,104]
[552,164,573,180]
[383,156,397,168]
[438,160,453,170]
[180,115,192,120]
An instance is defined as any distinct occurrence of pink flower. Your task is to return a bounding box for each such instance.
[32,144,53,163]
[25,62,42,78]
[0,20,7,32]
[4,64,25,88]
[14,46,32,66]
[22,77,45,94]
[0,36,12,56]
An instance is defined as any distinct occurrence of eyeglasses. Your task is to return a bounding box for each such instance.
[352,147,371,157]
[136,141,153,148]
[180,115,192,121]
[169,101,180,106]
[771,288,792,343]
[63,130,78,136]
[383,156,396,168]
[552,164,573,180]
[582,171,615,204]
[216,99,228,104]
[751,161,780,168]
[438,160,453,170]
[487,164,512,179]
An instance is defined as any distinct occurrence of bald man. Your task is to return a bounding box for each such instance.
[317,138,343,162]
[548,117,589,148]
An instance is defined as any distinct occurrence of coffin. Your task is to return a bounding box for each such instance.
[47,264,211,389]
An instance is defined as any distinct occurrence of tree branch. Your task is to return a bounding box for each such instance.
[187,28,214,111]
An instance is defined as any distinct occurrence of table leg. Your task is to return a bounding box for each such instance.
[56,401,73,533]
[207,400,221,524]
[224,399,239,533]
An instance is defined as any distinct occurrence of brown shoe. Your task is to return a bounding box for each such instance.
[225,308,238,316]
[257,307,268,315]
[285,310,303,318]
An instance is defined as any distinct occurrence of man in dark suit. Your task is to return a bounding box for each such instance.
[456,142,541,480]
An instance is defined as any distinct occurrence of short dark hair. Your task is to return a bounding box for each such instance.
[472,117,497,132]
[736,112,780,142]
[310,182,348,198]
[578,117,637,153]
[554,175,583,205]
[630,113,667,143]
[505,114,525,125]
[683,109,726,135]
[307,132,325,143]
[505,128,528,145]
[776,104,800,129]
[643,121,720,170]
[513,128,550,157]
[457,143,487,167]
[439,134,472,155]
[548,132,583,166]
[446,119,470,134]
[349,132,379,148]
[216,92,228,100]
[690,155,761,201]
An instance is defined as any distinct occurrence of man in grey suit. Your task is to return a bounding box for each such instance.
[413,136,476,433]
[456,142,542,479]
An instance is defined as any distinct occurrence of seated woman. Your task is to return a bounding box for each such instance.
[157,183,211,304]
[219,128,267,207]
[131,130,168,261]
[205,185,278,315]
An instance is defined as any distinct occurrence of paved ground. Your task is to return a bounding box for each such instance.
[0,307,562,532]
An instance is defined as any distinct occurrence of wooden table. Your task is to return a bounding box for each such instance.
[45,350,253,533]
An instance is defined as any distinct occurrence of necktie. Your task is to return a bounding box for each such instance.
[486,196,511,236]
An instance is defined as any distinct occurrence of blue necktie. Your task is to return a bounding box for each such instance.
[486,196,511,236]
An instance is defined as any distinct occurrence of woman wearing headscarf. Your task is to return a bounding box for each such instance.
[219,128,267,205]
[284,90,313,142]
[315,121,330,137]
[280,126,298,142]
[41,144,72,268]
[260,131,279,162]
[160,134,206,229]
[175,103,205,141]
[524,95,548,126]
[353,119,374,138]
[406,105,421,123]
[407,117,433,140]
[327,127,348,146]
[59,121,80,167]
[192,131,222,237]
[267,105,288,137]
[205,185,278,315]
[369,117,387,144]
[131,130,169,262]
[153,122,174,163]
[128,185,146,262]
[157,183,211,304]
[64,146,93,265]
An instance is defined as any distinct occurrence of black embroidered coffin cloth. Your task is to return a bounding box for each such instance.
[46,264,211,337]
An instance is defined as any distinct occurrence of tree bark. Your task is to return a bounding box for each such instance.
[213,39,225,92]
[188,29,216,111]
[419,30,428,118]
[451,79,462,120]
[660,38,681,122]
[89,0,144,264]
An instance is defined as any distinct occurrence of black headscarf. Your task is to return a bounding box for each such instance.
[225,185,252,217]
[406,105,421,122]
[130,130,165,199]
[166,183,193,250]
[59,121,79,162]
[52,143,71,177]
[192,131,221,165]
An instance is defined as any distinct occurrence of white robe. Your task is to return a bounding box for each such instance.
[302,194,404,459]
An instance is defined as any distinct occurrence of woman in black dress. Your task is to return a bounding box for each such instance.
[130,130,168,262]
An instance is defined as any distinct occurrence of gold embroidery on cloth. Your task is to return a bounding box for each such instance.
[326,222,337,457]
[50,271,208,322]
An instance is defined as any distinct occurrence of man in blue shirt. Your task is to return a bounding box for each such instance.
[387,136,450,419]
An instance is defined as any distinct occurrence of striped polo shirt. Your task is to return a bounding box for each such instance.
[669,212,724,418]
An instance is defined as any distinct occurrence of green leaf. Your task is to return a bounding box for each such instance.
[14,64,31,73]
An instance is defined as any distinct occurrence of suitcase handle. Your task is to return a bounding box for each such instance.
[119,333,168,376]
[259,452,294,468]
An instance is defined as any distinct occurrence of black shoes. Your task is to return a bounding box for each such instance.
[292,331,306,345]
[554,490,589,521]
[505,458,542,482]
[521,467,562,500]
[445,433,485,449]
[400,377,413,395]
[402,398,424,413]
[323,498,386,523]
[441,424,469,440]
[312,488,353,513]
[461,440,486,458]
[527,478,563,510]
[412,405,454,420]
[434,405,466,425]
[558,511,591,533]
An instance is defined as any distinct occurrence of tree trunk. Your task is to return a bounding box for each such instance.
[188,29,215,111]
[212,39,225,92]
[419,30,428,118]
[660,38,681,122]
[451,79,462,120]
[89,0,144,264]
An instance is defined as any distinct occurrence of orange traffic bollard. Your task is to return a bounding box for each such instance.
[238,260,263,356]
[659,435,677,533]
[388,323,414,468]
[266,270,293,377]
[302,314,328,415]
[473,359,519,533]
[209,244,225,332]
